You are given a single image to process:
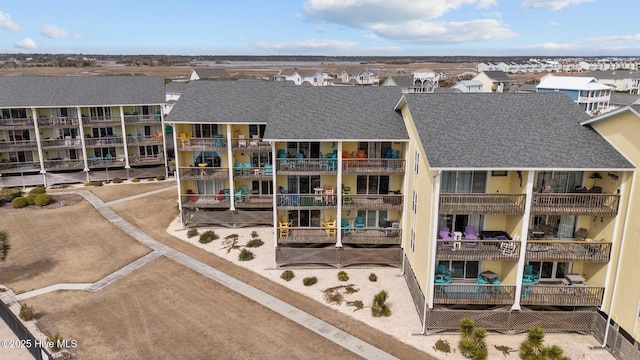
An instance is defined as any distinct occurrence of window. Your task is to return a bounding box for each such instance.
[535,171,583,193]
[2,108,27,119]
[192,124,218,138]
[251,181,273,195]
[356,175,389,194]
[89,107,111,119]
[94,147,116,158]
[357,142,391,158]
[441,171,487,193]
[410,229,415,252]
[287,142,320,158]
[356,210,388,227]
[414,151,419,175]
[439,214,483,234]
[527,262,569,279]
[288,210,321,227]
[141,145,160,157]
[92,127,114,138]
[8,151,34,163]
[412,190,417,214]
[287,175,321,194]
[438,260,479,279]
[249,124,266,138]
[7,130,30,142]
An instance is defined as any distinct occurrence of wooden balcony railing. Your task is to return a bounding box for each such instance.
[520,285,604,307]
[233,166,273,180]
[434,284,516,305]
[85,137,124,147]
[0,140,39,151]
[37,117,79,127]
[178,137,227,151]
[439,193,526,215]
[82,116,120,125]
[276,158,337,174]
[231,137,270,151]
[235,194,273,208]
[277,227,339,244]
[531,193,620,216]
[181,194,230,209]
[277,227,401,245]
[525,240,611,262]
[0,117,34,128]
[0,161,41,174]
[342,158,405,175]
[40,138,82,148]
[276,194,337,208]
[179,167,229,180]
[129,154,164,166]
[436,239,521,261]
[44,159,85,171]
[124,114,161,123]
[342,193,403,210]
[341,227,402,245]
[128,134,163,145]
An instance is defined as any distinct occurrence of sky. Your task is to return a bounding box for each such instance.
[0,0,638,57]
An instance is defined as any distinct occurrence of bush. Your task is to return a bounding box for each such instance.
[25,194,37,205]
[186,228,199,238]
[303,277,318,286]
[11,197,28,208]
[156,175,165,181]
[111,177,123,183]
[371,290,391,317]
[84,181,93,186]
[19,303,35,321]
[92,180,103,186]
[337,271,349,281]
[29,187,46,195]
[280,270,295,281]
[34,193,52,206]
[246,239,264,248]
[46,333,63,352]
[238,249,254,261]
[369,273,378,282]
[0,188,23,204]
[131,178,140,183]
[250,230,259,239]
[199,230,219,244]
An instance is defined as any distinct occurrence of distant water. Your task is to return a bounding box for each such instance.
[195,60,363,67]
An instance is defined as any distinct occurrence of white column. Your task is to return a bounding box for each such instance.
[512,170,535,310]
[160,108,168,177]
[335,142,343,248]
[227,125,235,211]
[119,106,131,168]
[427,170,442,310]
[271,143,278,269]
[77,107,89,172]
[31,108,46,175]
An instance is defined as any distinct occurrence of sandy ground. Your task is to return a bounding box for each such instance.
[168,221,614,360]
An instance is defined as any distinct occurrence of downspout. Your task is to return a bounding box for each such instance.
[602,171,632,348]
[422,169,442,335]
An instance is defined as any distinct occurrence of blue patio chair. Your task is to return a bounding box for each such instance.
[263,163,272,175]
[355,216,365,232]
[243,162,251,175]
[523,264,540,283]
[234,162,243,176]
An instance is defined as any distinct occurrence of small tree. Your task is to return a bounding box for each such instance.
[459,317,488,360]
[371,290,391,317]
[519,327,547,360]
[19,303,35,321]
[0,231,9,261]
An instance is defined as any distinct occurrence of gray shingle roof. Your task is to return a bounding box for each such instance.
[0,76,166,107]
[482,71,515,82]
[404,93,633,169]
[192,68,229,79]
[167,80,407,140]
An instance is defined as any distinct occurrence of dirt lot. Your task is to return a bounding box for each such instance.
[1,183,431,359]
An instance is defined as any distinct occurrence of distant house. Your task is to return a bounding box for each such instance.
[609,92,640,110]
[164,81,186,114]
[273,69,326,86]
[583,70,640,94]
[452,80,483,93]
[381,71,443,93]
[537,74,612,114]
[189,68,230,81]
[471,71,515,93]
[516,84,537,93]
[336,69,379,85]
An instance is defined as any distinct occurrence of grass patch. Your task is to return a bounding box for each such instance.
[280,270,295,281]
[246,239,264,248]
[238,249,254,261]
[303,277,317,286]
[199,230,219,244]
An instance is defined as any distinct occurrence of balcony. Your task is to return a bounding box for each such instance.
[439,193,526,215]
[179,166,229,181]
[0,161,41,174]
[531,193,619,216]
[233,166,273,181]
[129,154,164,166]
[0,140,39,151]
[0,118,34,129]
[181,194,230,209]
[520,285,604,307]
[82,116,120,125]
[41,138,82,149]
[85,137,124,147]
[44,159,85,171]
[342,193,403,211]
[276,193,337,209]
[178,137,227,152]
[124,113,161,124]
[128,134,163,146]
[37,117,79,127]
[436,239,521,261]
[235,194,273,209]
[232,137,270,152]
[341,227,402,245]
[276,158,337,175]
[434,284,516,305]
[525,240,611,262]
[342,158,405,175]
[277,226,401,245]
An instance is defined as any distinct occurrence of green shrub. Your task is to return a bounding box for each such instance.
[238,249,254,261]
[19,303,35,321]
[0,188,23,204]
[337,271,349,281]
[434,339,451,353]
[246,239,264,248]
[92,180,103,186]
[369,273,378,282]
[11,197,28,208]
[199,230,219,244]
[371,290,391,317]
[280,270,295,281]
[147,177,155,181]
[111,177,123,183]
[29,186,46,195]
[34,193,52,206]
[186,228,199,238]
[156,175,165,181]
[25,194,36,205]
[46,333,63,352]
[303,277,318,286]
[250,230,259,238]
[84,181,93,186]
[131,178,140,183]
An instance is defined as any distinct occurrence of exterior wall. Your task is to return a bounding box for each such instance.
[589,111,640,342]
[537,87,579,102]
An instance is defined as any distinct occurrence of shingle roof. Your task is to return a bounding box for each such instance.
[482,71,515,82]
[165,81,187,94]
[404,93,633,169]
[192,68,229,79]
[167,81,407,140]
[583,70,640,80]
[382,76,413,88]
[0,76,166,107]
[537,75,611,91]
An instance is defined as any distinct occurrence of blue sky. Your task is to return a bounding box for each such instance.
[0,0,638,56]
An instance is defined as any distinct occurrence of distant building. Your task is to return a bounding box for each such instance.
[471,71,515,93]
[537,74,612,114]
[451,80,483,93]
[583,70,640,94]
[273,69,327,86]
[189,68,230,81]
[381,71,444,93]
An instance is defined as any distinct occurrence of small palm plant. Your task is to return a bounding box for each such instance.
[519,326,546,360]
[459,317,488,360]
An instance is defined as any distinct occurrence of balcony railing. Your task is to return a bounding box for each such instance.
[124,114,161,124]
[341,227,402,245]
[439,193,526,215]
[232,137,270,152]
[235,194,273,209]
[436,239,521,261]
[127,134,163,145]
[342,193,403,210]
[44,159,85,171]
[0,161,41,174]
[0,118,34,128]
[85,137,124,147]
[525,240,611,262]
[178,137,227,151]
[0,140,39,151]
[342,158,405,175]
[129,154,164,166]
[82,116,120,125]
[277,194,337,208]
[276,158,337,174]
[179,167,229,180]
[181,194,230,209]
[277,226,400,245]
[434,284,516,305]
[520,285,604,307]
[277,227,340,244]
[37,117,79,127]
[531,193,619,215]
[233,166,273,180]
[40,138,82,148]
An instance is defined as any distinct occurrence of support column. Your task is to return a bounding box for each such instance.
[335,142,343,248]
[119,106,131,168]
[77,107,89,172]
[227,125,235,211]
[512,170,535,310]
[31,108,46,175]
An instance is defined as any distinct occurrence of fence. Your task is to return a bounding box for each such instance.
[0,299,52,359]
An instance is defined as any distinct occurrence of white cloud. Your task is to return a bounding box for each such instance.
[255,38,358,54]
[0,11,21,32]
[587,34,640,43]
[520,0,594,11]
[476,0,497,9]
[516,42,578,50]
[40,24,81,39]
[549,22,560,26]
[15,38,36,50]
[371,19,517,44]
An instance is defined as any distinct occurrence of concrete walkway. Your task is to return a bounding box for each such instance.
[14,188,399,360]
